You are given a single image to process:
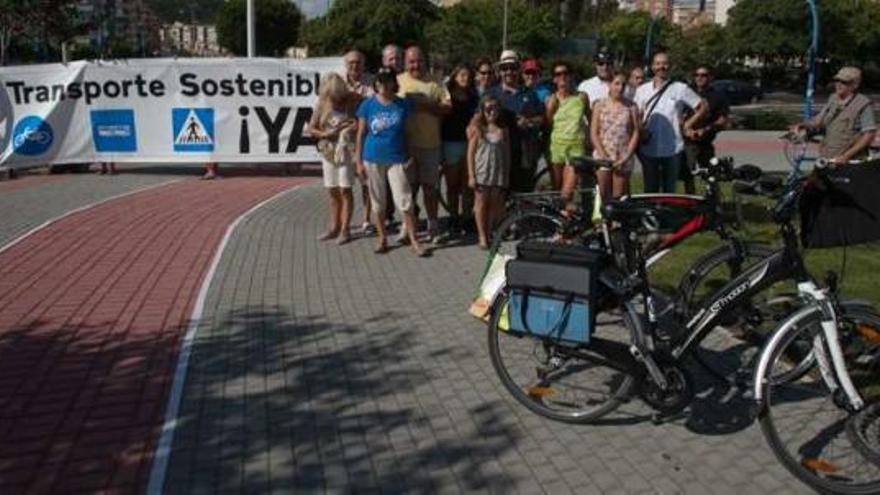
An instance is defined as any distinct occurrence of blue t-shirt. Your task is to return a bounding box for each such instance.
[356,96,411,165]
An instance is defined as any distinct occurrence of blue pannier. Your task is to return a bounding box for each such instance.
[505,242,603,344]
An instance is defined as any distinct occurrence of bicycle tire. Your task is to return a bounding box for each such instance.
[679,241,790,384]
[758,305,880,494]
[487,293,638,423]
[488,209,565,259]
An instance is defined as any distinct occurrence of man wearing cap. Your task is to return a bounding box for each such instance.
[792,66,877,164]
[577,48,614,105]
[483,50,545,192]
[398,45,451,243]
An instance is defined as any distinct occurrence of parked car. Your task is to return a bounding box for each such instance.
[711,79,763,105]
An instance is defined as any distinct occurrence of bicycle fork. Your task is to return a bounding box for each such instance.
[753,282,865,411]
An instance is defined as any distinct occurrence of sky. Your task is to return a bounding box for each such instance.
[291,0,332,19]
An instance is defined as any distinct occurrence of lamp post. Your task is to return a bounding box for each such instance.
[246,0,255,57]
[502,0,509,50]
[804,0,820,119]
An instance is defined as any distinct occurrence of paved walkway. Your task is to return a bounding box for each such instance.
[161,184,807,494]
[0,176,307,493]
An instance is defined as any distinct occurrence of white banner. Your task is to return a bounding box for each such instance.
[0,57,344,168]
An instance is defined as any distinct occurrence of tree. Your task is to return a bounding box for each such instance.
[425,0,560,66]
[0,0,85,64]
[145,0,224,23]
[599,10,678,68]
[0,0,35,65]
[215,0,303,56]
[669,23,733,77]
[301,0,438,60]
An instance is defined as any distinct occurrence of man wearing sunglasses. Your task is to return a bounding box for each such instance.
[577,48,614,105]
[483,50,545,192]
[792,66,876,164]
[682,65,729,194]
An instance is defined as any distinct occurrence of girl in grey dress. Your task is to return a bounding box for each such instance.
[467,95,511,249]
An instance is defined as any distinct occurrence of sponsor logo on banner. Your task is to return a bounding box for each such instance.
[90,109,137,152]
[172,108,214,152]
[12,116,53,156]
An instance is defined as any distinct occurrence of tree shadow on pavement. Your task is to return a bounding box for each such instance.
[163,307,521,493]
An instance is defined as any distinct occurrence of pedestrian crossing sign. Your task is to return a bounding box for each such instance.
[172,108,215,152]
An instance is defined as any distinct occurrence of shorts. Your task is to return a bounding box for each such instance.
[321,158,355,188]
[364,162,414,214]
[406,146,442,186]
[549,141,585,165]
[442,141,467,167]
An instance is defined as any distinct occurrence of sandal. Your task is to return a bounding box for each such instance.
[317,230,339,241]
[336,231,351,245]
[374,241,388,254]
[411,244,428,257]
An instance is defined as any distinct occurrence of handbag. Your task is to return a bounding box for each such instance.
[639,81,673,146]
[503,242,604,344]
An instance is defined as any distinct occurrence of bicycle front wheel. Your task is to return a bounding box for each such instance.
[758,305,880,494]
[487,294,637,423]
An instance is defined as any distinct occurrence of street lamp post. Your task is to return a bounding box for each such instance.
[246,0,255,57]
[502,0,509,50]
[804,0,820,119]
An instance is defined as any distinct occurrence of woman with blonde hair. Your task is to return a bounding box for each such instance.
[467,95,510,249]
[308,72,359,244]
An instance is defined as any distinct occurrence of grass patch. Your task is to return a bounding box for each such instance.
[626,174,880,307]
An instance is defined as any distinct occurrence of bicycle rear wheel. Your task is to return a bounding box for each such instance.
[487,294,637,423]
[758,305,880,494]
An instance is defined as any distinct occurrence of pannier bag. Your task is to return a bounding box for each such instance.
[504,242,603,344]
[800,162,880,248]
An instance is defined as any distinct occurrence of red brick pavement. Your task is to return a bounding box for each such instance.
[0,177,307,493]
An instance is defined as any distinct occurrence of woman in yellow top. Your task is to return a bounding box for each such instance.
[545,61,589,196]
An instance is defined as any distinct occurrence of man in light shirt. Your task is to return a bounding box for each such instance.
[634,51,707,193]
[577,48,614,105]
[398,45,451,243]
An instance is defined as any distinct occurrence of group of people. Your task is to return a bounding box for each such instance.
[310,43,878,256]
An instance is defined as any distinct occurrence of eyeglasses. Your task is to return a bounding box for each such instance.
[553,70,569,77]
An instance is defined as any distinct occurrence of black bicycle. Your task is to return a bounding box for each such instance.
[486,160,879,428]
[489,156,784,381]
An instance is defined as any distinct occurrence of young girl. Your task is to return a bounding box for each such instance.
[467,96,511,249]
[590,71,640,200]
[545,61,589,197]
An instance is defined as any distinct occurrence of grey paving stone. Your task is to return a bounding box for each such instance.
[163,184,809,494]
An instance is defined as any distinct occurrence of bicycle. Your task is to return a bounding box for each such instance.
[489,156,783,380]
[486,158,879,428]
[751,158,880,494]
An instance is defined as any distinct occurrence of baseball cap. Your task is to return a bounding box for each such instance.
[522,58,540,72]
[499,49,520,66]
[594,47,611,64]
[833,66,861,85]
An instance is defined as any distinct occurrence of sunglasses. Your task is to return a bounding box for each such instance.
[694,72,710,77]
[554,70,569,77]
[500,65,518,72]
[482,105,499,113]
[477,70,491,75]
[595,61,609,66]
[524,70,539,76]
[834,78,854,85]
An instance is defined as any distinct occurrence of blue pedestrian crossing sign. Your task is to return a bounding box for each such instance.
[172,108,214,152]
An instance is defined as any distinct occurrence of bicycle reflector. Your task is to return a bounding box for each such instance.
[802,458,840,473]
[857,324,880,344]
